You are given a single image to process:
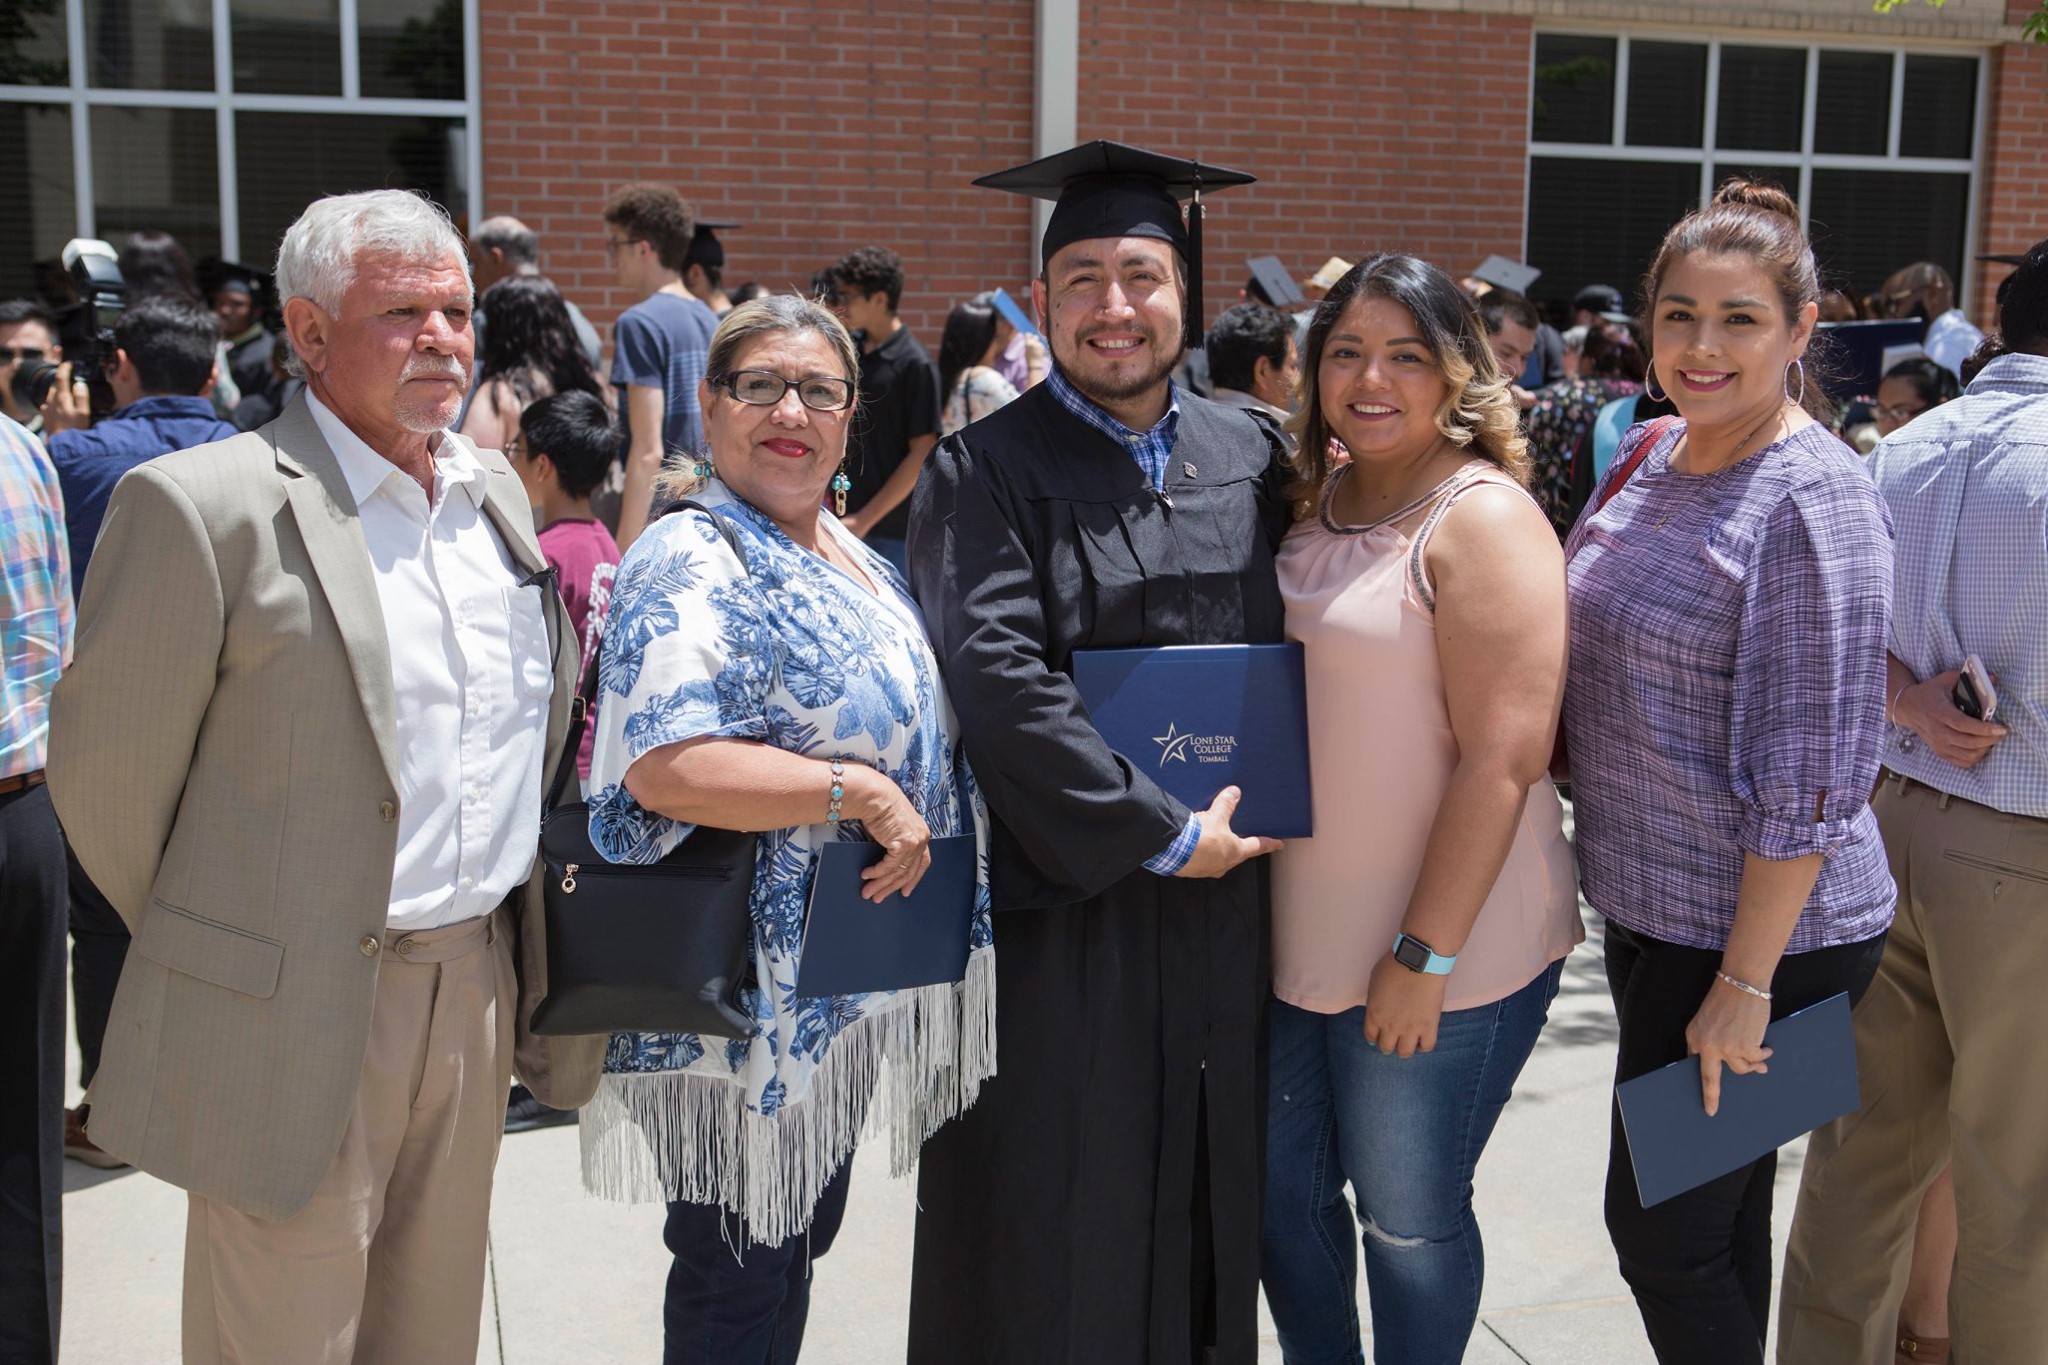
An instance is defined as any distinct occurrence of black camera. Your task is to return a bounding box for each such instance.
[12,238,126,415]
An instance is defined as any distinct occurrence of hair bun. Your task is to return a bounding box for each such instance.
[1711,177,1801,224]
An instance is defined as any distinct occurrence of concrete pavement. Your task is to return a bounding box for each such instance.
[59,914,1809,1363]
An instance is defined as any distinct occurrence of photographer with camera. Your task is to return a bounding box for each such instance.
[0,301,62,433]
[41,295,237,599]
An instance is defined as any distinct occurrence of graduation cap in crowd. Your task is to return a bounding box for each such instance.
[1981,252,2030,267]
[1468,255,1541,296]
[198,258,272,303]
[683,221,740,271]
[1245,255,1306,309]
[974,140,1257,348]
[1306,256,1353,294]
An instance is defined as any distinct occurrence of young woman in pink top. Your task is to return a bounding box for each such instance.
[1263,254,1583,1365]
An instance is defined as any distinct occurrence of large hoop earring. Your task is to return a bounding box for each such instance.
[1643,364,1669,403]
[1784,358,1807,408]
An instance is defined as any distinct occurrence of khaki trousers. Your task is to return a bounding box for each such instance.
[183,911,515,1365]
[1780,777,2048,1363]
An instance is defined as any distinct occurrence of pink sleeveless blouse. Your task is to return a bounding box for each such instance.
[1273,464,1583,1014]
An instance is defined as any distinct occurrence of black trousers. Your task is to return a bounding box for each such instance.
[1602,919,1886,1365]
[64,838,127,1091]
[0,784,68,1365]
[661,1156,853,1365]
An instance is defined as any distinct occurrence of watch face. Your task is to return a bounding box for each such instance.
[1393,936,1429,972]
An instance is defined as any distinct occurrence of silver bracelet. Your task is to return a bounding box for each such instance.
[1715,970,1772,1002]
[827,761,845,825]
[1889,682,1912,727]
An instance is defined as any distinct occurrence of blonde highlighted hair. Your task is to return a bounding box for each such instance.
[1286,252,1529,510]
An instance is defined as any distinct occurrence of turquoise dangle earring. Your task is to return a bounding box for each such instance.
[831,467,852,517]
[692,452,713,483]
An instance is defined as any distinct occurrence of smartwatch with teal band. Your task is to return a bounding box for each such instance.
[1392,932,1457,976]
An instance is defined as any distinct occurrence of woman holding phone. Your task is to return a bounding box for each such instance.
[1563,180,1895,1365]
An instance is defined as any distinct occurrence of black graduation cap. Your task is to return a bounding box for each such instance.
[683,221,740,271]
[1981,252,2029,267]
[1245,256,1305,309]
[198,257,271,300]
[1468,255,1541,296]
[974,140,1257,348]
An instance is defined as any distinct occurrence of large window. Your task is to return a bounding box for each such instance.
[1527,33,1985,313]
[0,0,476,301]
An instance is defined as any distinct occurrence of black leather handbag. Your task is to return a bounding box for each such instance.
[528,502,756,1039]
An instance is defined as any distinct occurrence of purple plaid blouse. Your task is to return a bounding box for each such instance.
[1564,421,1895,953]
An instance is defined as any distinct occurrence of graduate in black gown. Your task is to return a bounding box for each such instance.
[906,142,1293,1364]
[200,260,283,430]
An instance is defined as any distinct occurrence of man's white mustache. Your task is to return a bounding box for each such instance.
[400,359,468,382]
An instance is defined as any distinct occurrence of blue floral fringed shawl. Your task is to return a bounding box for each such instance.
[582,478,995,1245]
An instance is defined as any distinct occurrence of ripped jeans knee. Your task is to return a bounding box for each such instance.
[1357,1207,1454,1253]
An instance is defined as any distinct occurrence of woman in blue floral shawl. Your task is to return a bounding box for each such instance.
[583,295,994,1362]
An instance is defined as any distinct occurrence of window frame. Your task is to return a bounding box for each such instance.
[0,0,481,263]
[1525,28,1991,310]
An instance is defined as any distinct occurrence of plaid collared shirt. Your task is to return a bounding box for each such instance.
[0,415,72,779]
[1874,352,2048,816]
[1565,420,1896,952]
[1043,363,1201,873]
[1045,362,1183,492]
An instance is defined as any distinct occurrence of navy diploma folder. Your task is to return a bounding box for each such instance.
[795,834,976,998]
[1616,992,1861,1207]
[1070,643,1313,840]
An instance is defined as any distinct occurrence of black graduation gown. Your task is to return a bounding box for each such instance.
[225,328,282,422]
[904,382,1291,1365]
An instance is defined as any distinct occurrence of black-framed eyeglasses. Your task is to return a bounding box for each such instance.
[603,236,640,255]
[0,346,46,364]
[715,370,855,411]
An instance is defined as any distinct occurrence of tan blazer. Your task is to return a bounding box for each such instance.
[48,396,605,1221]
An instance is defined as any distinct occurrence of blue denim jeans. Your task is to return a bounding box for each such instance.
[661,1156,853,1365]
[1261,960,1564,1365]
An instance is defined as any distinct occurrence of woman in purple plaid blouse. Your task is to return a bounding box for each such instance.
[1562,180,1895,1365]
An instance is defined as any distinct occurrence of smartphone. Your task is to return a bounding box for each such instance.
[1953,654,1999,722]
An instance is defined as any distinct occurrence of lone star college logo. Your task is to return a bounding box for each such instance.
[1154,721,1196,765]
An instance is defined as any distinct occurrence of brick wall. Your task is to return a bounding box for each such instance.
[479,0,1531,355]
[479,0,2035,356]
[1076,0,1532,336]
[478,0,1038,346]
[1977,40,2048,316]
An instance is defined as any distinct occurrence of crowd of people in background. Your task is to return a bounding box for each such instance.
[0,156,2044,1365]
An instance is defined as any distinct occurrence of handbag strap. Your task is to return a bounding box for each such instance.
[1565,414,1680,564]
[1593,414,1679,515]
[544,498,750,810]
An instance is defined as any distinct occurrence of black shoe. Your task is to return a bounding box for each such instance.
[504,1083,578,1133]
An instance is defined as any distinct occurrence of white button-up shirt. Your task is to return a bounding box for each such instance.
[310,393,552,930]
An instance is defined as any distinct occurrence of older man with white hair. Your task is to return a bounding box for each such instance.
[47,189,603,1363]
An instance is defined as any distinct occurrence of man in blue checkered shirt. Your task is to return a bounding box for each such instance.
[1782,238,2048,1365]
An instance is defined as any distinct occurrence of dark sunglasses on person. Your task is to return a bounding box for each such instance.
[716,370,854,412]
[0,346,46,364]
